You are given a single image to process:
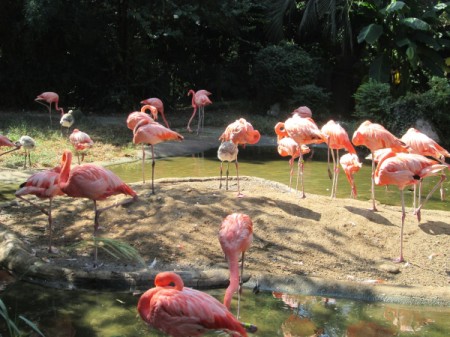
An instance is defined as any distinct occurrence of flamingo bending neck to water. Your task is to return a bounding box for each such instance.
[35,91,65,126]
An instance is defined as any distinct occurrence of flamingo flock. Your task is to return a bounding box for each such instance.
[4,92,450,337]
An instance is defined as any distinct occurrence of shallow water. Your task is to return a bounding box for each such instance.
[107,146,450,211]
[1,281,450,337]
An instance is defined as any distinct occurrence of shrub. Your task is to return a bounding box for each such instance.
[353,80,392,124]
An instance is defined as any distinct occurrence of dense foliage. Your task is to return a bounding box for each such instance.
[0,0,448,137]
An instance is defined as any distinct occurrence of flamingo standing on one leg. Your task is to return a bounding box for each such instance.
[69,129,94,164]
[218,213,253,317]
[339,153,362,198]
[321,120,356,198]
[59,150,137,265]
[352,120,409,211]
[35,91,65,126]
[401,127,450,203]
[15,165,65,253]
[219,118,261,197]
[275,113,328,198]
[275,134,310,191]
[374,150,448,262]
[217,141,239,192]
[140,97,169,128]
[133,119,184,194]
[187,89,212,134]
[126,105,157,184]
[0,135,20,156]
[18,136,36,169]
[137,271,248,337]
[60,110,75,136]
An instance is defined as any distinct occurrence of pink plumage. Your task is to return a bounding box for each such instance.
[140,98,169,128]
[137,271,247,337]
[218,213,253,310]
[219,118,261,146]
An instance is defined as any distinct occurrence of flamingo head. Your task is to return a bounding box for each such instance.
[187,89,195,97]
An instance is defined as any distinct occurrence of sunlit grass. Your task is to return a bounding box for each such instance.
[0,112,135,169]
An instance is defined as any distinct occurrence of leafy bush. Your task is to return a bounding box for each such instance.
[353,80,392,124]
[250,42,321,105]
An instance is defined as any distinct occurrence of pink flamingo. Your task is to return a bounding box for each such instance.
[401,127,450,203]
[275,135,310,191]
[69,129,94,164]
[292,106,312,118]
[35,91,65,126]
[126,105,157,131]
[374,150,447,262]
[137,271,248,337]
[15,165,64,253]
[0,135,20,156]
[339,153,362,198]
[187,89,212,134]
[133,118,184,194]
[218,118,261,197]
[218,213,253,315]
[352,120,409,211]
[59,150,137,265]
[275,114,328,198]
[321,120,356,198]
[140,97,169,128]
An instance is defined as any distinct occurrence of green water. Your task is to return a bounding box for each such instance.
[107,146,450,211]
[1,281,449,337]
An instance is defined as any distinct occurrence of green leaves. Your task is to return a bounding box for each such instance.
[357,23,383,44]
[401,18,431,31]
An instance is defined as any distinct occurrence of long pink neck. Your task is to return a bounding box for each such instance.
[188,90,196,107]
[224,251,240,309]
[59,151,72,190]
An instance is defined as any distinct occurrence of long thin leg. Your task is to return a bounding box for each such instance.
[93,200,99,266]
[0,147,20,156]
[28,152,32,168]
[288,158,294,190]
[299,152,306,198]
[235,158,243,198]
[48,198,53,253]
[237,251,245,319]
[416,174,446,222]
[219,161,224,189]
[187,107,197,132]
[142,144,146,184]
[394,190,406,263]
[330,149,337,198]
[226,161,230,190]
[151,144,156,194]
[371,152,378,211]
[196,106,203,135]
[295,157,301,193]
[36,101,53,126]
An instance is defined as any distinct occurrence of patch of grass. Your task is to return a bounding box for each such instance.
[0,111,135,169]
[0,298,45,337]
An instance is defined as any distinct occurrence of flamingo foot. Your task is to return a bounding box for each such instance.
[237,192,244,198]
[392,256,404,263]
[187,126,193,133]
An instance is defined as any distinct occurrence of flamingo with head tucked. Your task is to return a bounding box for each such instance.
[69,129,94,164]
[59,150,137,265]
[401,127,450,204]
[352,120,409,211]
[321,120,356,198]
[187,89,212,134]
[137,271,249,337]
[15,164,64,253]
[35,91,65,126]
[140,97,169,128]
[219,118,260,197]
[374,150,448,262]
[133,118,184,194]
[275,113,328,198]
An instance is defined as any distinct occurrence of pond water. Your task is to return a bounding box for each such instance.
[107,146,449,211]
[1,280,450,337]
[1,145,449,336]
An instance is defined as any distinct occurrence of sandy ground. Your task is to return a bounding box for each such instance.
[1,174,449,304]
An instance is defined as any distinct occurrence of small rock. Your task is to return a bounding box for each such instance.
[379,264,400,274]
